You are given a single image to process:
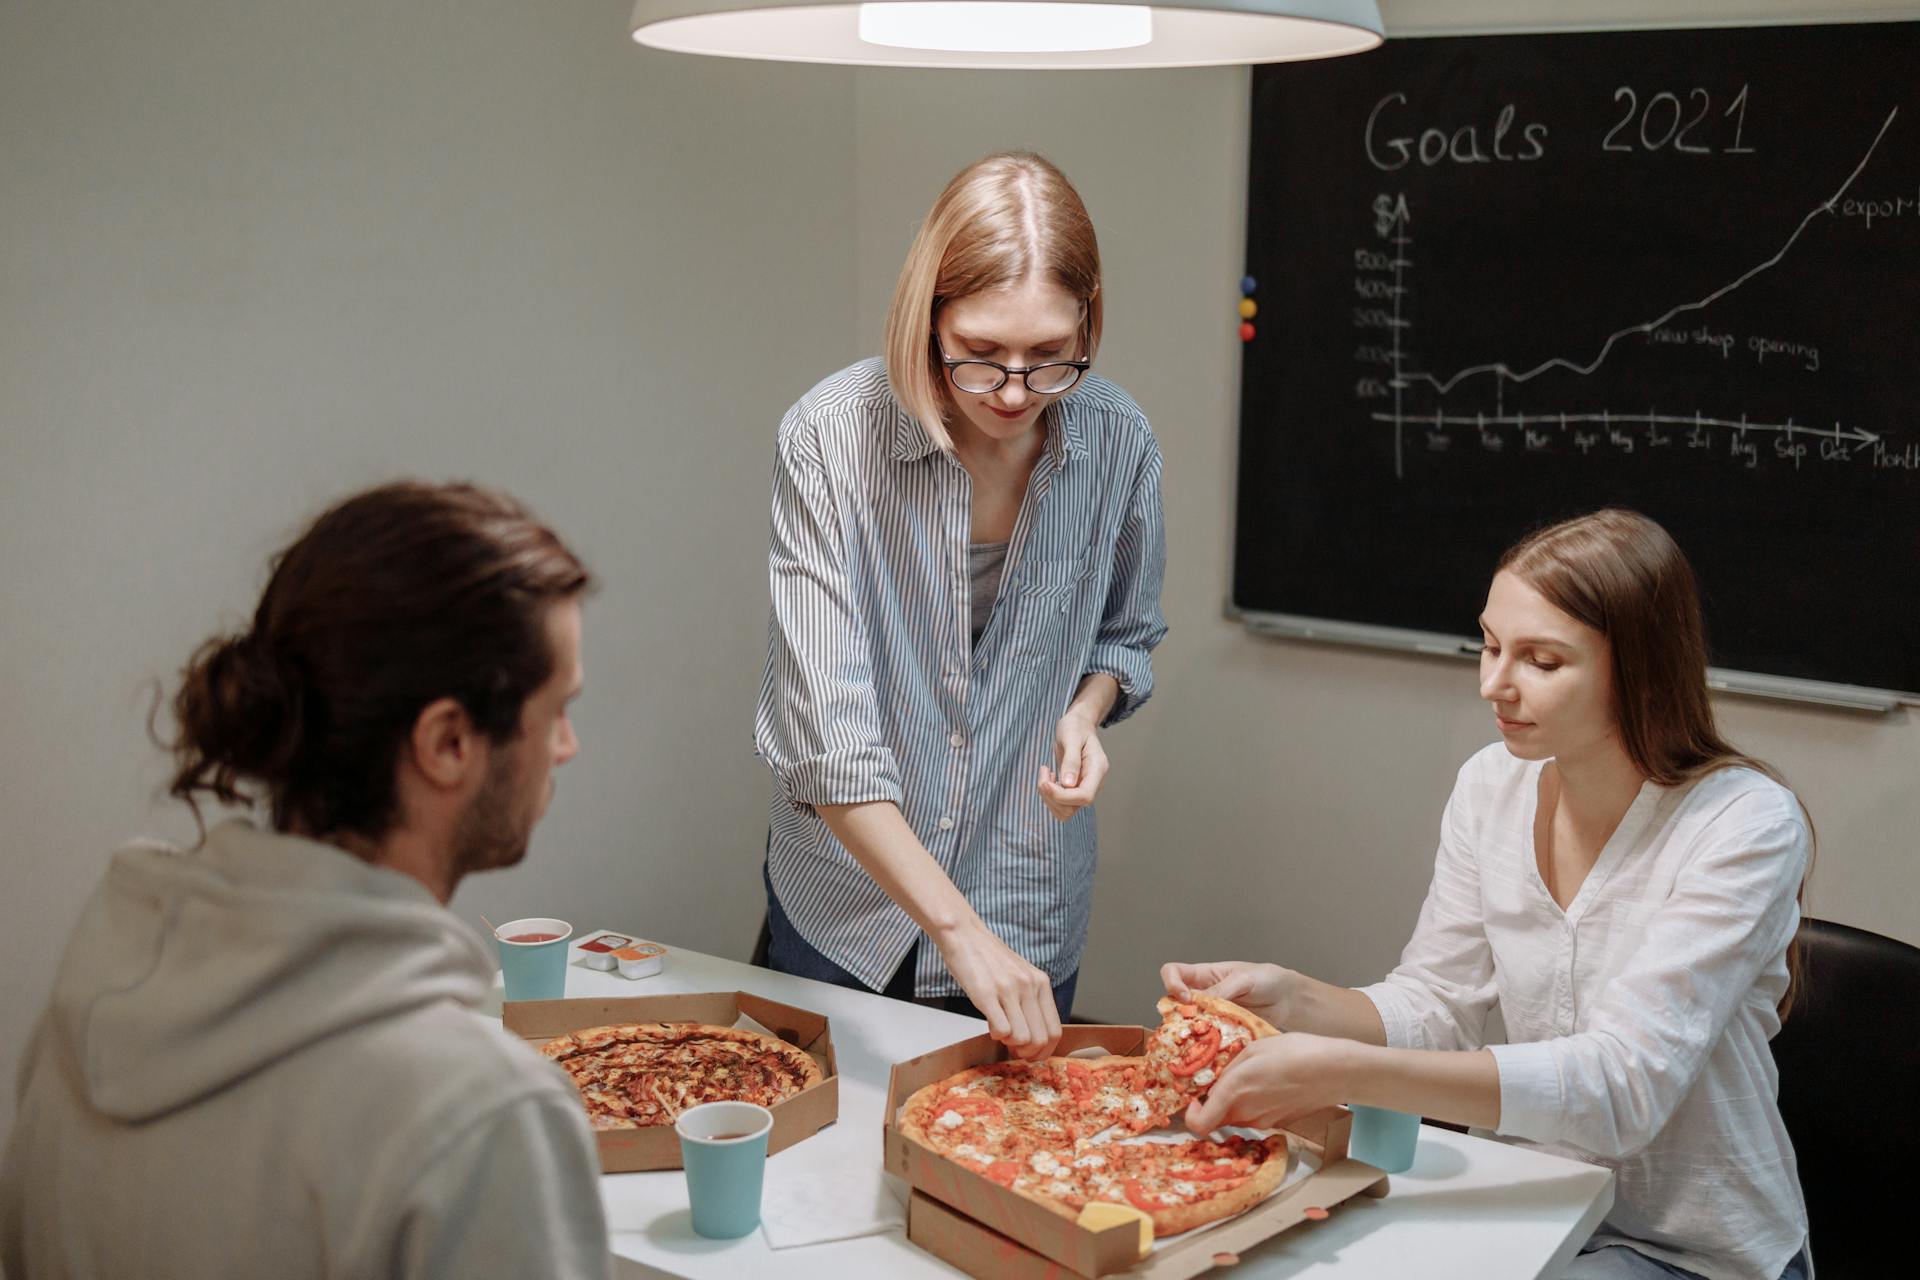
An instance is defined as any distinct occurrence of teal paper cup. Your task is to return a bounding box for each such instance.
[677,1101,773,1240]
[493,918,572,1002]
[1349,1104,1421,1173]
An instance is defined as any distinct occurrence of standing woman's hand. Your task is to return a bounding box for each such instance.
[936,921,1064,1060]
[1038,707,1110,820]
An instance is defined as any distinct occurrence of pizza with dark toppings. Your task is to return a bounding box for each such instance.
[539,1022,823,1129]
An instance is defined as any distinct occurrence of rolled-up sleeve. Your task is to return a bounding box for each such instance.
[1490,811,1807,1158]
[1083,444,1167,727]
[753,417,903,811]
[1360,768,1500,1052]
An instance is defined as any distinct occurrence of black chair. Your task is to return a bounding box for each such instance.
[1769,918,1920,1276]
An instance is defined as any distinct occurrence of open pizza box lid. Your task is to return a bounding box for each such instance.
[884,1026,1388,1279]
[504,990,837,1173]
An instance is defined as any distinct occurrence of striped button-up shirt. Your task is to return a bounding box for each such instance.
[754,358,1167,996]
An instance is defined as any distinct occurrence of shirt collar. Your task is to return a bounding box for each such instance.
[1049,400,1089,465]
[890,405,941,462]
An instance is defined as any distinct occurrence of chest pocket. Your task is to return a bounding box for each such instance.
[1004,555,1089,662]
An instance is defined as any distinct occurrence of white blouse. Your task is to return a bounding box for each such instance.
[1362,744,1810,1280]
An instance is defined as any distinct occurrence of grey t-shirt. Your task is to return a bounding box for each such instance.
[969,540,1010,648]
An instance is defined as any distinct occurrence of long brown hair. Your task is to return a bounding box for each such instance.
[884,150,1104,451]
[1499,508,1811,1016]
[161,481,592,841]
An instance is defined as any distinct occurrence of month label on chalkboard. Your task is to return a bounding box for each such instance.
[1235,23,1920,699]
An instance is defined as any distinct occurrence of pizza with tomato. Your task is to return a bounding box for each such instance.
[898,995,1289,1235]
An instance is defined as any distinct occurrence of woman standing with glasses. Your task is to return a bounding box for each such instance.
[753,152,1166,1058]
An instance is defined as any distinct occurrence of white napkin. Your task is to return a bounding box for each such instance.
[758,1159,907,1249]
[751,1077,906,1249]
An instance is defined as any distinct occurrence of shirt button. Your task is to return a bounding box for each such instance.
[938,817,955,831]
[950,732,965,748]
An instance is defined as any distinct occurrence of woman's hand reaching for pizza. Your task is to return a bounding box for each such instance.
[937,920,1063,1060]
[1160,960,1291,1026]
[810,801,1062,1059]
[1183,1033,1349,1135]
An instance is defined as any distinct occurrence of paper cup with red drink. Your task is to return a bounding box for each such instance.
[494,917,572,1001]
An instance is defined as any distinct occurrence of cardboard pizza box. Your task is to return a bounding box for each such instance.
[504,990,837,1173]
[883,1027,1389,1279]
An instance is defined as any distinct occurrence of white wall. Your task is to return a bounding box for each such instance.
[0,0,859,1135]
[4,0,1916,1148]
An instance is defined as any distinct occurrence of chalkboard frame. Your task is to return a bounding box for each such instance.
[1229,21,1920,714]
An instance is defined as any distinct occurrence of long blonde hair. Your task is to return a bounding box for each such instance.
[883,151,1103,451]
[1499,508,1812,1016]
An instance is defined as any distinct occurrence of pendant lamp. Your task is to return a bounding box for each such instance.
[629,0,1383,69]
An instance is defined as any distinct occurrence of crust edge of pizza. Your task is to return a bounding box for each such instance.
[1144,1134,1295,1236]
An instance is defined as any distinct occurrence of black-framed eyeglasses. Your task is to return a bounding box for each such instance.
[936,342,1090,396]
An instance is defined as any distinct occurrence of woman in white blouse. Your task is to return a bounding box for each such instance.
[1163,509,1811,1280]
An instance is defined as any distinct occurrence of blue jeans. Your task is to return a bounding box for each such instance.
[763,871,1079,1021]
[1563,1244,1811,1280]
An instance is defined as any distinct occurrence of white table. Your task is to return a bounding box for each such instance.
[502,939,1613,1280]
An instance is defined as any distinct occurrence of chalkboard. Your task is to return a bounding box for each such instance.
[1233,22,1920,706]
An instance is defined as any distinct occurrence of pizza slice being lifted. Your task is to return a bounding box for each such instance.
[1126,994,1280,1133]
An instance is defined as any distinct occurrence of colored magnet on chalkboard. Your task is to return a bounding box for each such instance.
[1241,275,1257,295]
[1238,298,1258,320]
[1239,322,1256,342]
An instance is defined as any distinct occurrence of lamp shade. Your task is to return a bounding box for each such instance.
[629,0,1384,69]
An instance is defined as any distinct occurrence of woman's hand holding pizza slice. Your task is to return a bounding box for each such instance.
[1182,1032,1349,1136]
[1159,960,1291,1027]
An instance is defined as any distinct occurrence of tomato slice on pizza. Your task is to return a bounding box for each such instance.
[1120,994,1279,1132]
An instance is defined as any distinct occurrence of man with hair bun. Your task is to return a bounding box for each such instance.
[0,481,611,1280]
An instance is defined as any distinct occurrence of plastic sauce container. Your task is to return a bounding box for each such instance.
[613,942,668,979]
[576,932,634,971]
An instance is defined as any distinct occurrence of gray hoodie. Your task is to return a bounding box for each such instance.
[0,820,611,1280]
